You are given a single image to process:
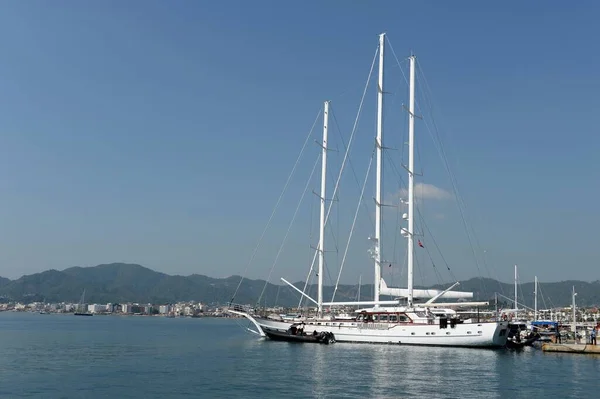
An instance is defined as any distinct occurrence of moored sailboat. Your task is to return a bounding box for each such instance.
[502,265,540,348]
[229,33,508,347]
[74,289,93,316]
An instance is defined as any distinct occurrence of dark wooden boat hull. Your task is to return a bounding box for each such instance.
[263,327,335,344]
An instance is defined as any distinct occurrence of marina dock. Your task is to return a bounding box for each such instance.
[542,343,600,354]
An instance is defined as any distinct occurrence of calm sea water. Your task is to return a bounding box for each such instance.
[0,312,597,398]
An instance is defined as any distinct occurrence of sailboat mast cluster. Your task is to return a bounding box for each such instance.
[228,33,509,348]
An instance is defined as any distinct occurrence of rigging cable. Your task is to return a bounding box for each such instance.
[256,153,321,307]
[331,149,375,303]
[331,108,375,232]
[388,37,494,294]
[415,65,488,294]
[297,46,380,308]
[230,109,323,304]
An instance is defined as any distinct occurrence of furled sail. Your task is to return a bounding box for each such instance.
[380,279,473,300]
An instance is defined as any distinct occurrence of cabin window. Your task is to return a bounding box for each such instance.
[379,314,388,322]
[398,314,409,322]
[389,315,398,322]
[356,314,364,321]
[372,314,379,322]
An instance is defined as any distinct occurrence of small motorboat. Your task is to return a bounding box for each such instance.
[263,323,335,344]
[506,329,540,349]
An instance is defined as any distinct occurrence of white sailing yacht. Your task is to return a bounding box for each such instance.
[74,288,93,316]
[230,34,508,347]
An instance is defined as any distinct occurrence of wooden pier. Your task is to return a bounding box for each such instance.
[542,343,600,354]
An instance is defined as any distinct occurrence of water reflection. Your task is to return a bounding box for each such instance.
[236,338,600,399]
[1,314,598,399]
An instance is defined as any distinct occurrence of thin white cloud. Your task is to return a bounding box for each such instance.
[398,183,452,201]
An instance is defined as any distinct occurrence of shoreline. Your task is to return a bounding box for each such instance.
[0,310,240,318]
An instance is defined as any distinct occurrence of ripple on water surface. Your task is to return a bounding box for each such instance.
[0,313,598,398]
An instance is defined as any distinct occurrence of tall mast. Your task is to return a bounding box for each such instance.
[514,265,518,313]
[356,275,362,308]
[373,33,385,306]
[495,293,498,321]
[572,285,577,333]
[534,276,538,321]
[317,100,329,317]
[406,54,416,307]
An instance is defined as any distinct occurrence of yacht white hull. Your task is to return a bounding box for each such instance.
[325,321,508,347]
[252,316,508,347]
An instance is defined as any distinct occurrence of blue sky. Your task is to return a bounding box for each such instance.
[0,1,598,288]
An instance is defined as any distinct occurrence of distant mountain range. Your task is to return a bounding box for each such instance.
[0,263,598,307]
